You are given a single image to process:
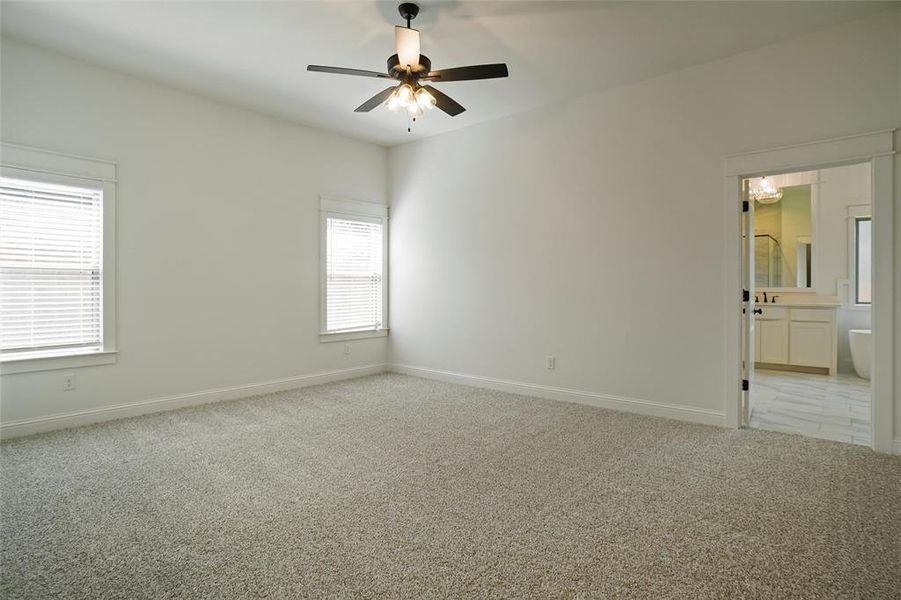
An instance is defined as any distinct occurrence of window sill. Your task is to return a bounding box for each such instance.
[319,329,388,343]
[0,350,118,375]
[850,304,872,312]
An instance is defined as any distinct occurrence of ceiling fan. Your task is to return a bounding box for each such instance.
[307,2,509,130]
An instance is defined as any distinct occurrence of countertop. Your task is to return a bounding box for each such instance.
[754,303,841,308]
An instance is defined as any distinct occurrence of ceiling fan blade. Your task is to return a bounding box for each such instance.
[307,65,391,79]
[355,86,398,113]
[422,85,465,117]
[395,26,421,70]
[423,64,509,82]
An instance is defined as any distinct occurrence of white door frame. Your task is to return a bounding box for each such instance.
[722,129,896,453]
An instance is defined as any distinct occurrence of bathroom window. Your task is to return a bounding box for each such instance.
[854,216,871,305]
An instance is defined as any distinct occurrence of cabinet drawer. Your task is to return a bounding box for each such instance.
[790,308,833,323]
[756,306,788,320]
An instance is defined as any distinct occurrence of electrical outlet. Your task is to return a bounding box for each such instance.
[63,373,76,391]
[546,355,556,370]
[343,344,351,356]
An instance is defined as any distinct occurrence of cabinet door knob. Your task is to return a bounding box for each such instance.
[753,308,763,315]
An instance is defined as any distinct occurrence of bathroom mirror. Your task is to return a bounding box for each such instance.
[754,184,812,289]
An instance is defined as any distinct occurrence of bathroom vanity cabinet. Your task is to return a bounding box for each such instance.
[754,305,837,374]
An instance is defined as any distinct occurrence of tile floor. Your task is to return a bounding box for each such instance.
[749,369,871,446]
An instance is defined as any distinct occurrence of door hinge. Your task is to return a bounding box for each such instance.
[742,379,749,392]
[742,200,750,212]
[743,289,750,302]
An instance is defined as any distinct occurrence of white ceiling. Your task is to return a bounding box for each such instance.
[1,1,893,146]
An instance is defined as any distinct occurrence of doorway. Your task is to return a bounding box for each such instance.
[740,164,872,445]
[723,130,895,453]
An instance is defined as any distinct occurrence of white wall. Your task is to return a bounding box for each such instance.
[0,39,388,426]
[388,11,900,426]
[895,4,901,450]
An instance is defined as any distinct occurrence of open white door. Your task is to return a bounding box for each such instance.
[741,179,755,426]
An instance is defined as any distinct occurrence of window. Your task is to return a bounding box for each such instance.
[1,177,103,356]
[0,143,117,374]
[320,197,387,341]
[854,216,871,305]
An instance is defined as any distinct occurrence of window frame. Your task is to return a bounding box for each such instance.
[853,216,872,306]
[847,204,871,310]
[319,196,388,343]
[0,143,118,374]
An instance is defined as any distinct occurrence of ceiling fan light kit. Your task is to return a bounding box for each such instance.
[307,2,509,132]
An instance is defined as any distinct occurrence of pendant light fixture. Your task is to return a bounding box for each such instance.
[750,176,783,204]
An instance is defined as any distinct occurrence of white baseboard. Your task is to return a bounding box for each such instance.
[389,363,726,427]
[0,363,388,439]
[893,438,901,456]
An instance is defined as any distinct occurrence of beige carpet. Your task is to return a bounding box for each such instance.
[2,373,899,598]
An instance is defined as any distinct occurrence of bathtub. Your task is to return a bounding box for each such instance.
[848,329,871,380]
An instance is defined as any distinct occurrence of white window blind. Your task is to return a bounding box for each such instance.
[326,216,383,333]
[0,176,103,357]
